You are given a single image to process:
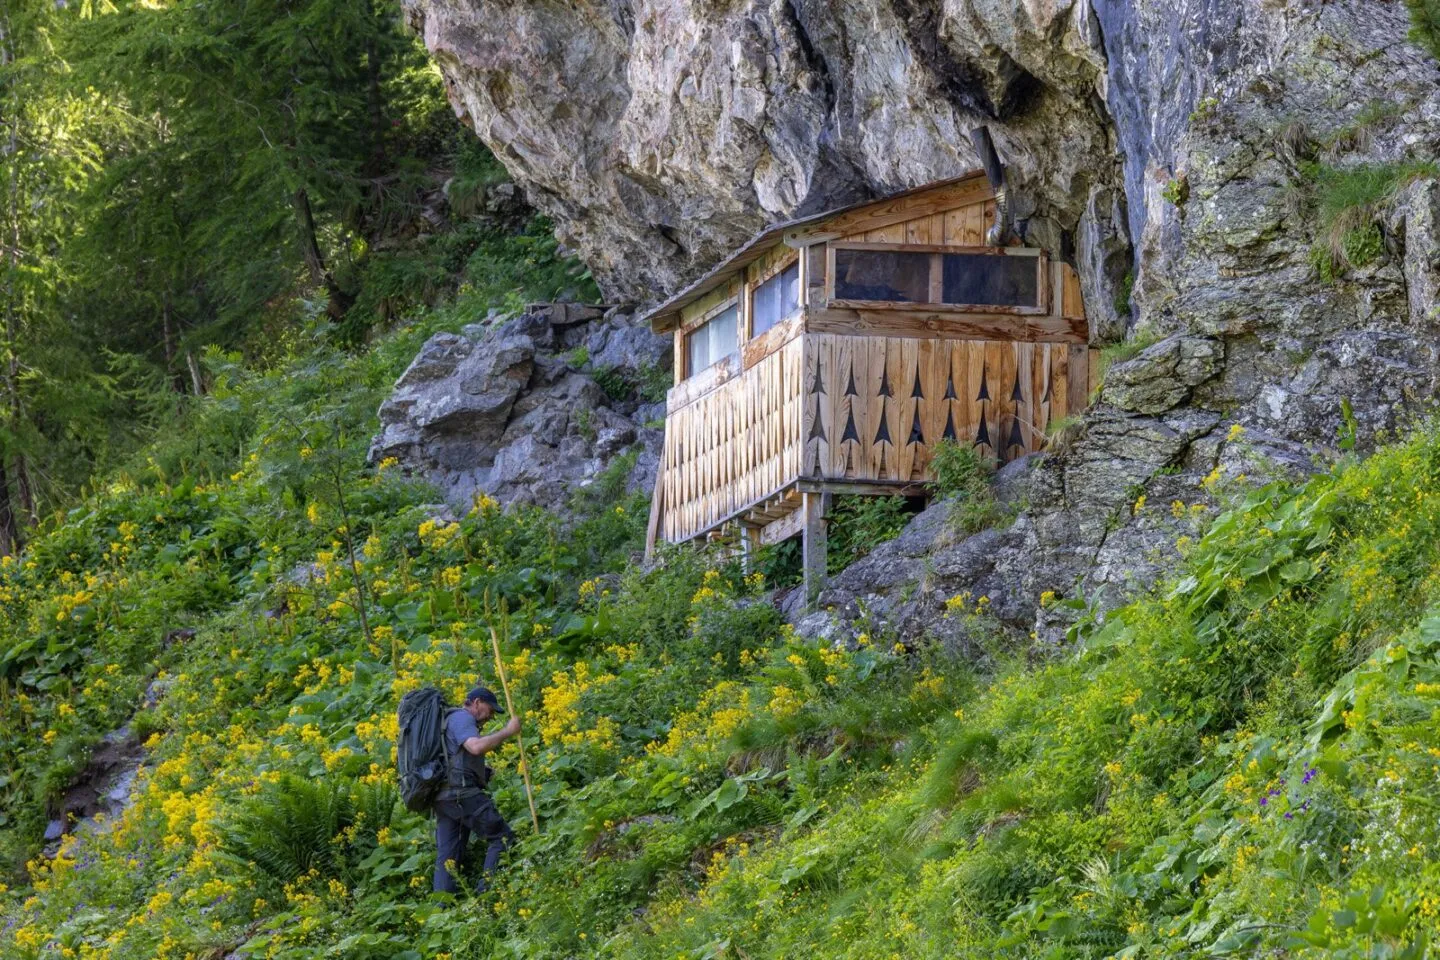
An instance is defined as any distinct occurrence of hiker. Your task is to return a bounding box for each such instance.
[433,685,522,894]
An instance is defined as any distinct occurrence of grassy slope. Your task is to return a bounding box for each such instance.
[3,284,1440,959]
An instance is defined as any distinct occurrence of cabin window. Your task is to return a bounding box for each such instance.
[833,246,1044,310]
[685,304,738,376]
[941,253,1040,307]
[750,261,800,337]
[833,250,930,302]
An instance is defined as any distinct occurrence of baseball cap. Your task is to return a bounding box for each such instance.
[465,686,503,712]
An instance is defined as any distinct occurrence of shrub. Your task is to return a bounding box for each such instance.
[930,440,1003,533]
[826,495,914,574]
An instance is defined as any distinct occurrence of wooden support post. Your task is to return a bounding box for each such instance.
[739,522,761,573]
[645,461,665,559]
[802,491,830,608]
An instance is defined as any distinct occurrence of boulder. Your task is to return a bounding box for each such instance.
[369,304,666,513]
[1102,336,1222,414]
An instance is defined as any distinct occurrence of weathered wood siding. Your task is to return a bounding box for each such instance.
[659,336,805,542]
[654,328,1092,544]
[647,175,1101,548]
[841,198,997,246]
[800,333,1083,484]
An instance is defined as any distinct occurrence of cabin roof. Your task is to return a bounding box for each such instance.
[641,170,987,332]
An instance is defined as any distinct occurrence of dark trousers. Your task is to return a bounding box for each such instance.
[433,790,513,893]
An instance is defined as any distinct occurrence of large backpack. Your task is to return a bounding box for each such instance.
[396,687,451,812]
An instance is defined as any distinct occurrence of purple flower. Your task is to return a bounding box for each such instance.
[1302,767,1317,784]
[1259,796,1268,806]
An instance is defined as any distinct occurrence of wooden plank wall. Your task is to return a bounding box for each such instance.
[659,337,805,542]
[801,333,1085,484]
[843,198,997,246]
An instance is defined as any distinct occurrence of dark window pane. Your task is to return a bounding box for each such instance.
[751,261,800,337]
[833,249,931,302]
[942,253,1039,307]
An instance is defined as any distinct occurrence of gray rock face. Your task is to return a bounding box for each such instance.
[401,0,1117,304]
[370,306,668,512]
[1102,335,1222,414]
[399,0,1440,639]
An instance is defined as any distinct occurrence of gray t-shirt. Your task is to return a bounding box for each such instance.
[444,709,492,791]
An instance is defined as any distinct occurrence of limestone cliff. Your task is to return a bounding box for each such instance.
[398,0,1440,638]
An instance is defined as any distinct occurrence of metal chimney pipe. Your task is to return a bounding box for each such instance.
[968,126,1010,246]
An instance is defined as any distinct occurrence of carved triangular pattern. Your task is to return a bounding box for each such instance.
[808,396,827,441]
[1006,416,1024,450]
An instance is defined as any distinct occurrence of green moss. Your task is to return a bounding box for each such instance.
[1161,173,1190,207]
[1189,96,1220,125]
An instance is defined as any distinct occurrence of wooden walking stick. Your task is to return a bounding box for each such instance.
[488,622,540,832]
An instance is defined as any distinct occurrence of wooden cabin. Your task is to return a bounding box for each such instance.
[642,173,1098,601]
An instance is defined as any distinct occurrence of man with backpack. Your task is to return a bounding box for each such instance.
[434,686,523,893]
[397,682,523,893]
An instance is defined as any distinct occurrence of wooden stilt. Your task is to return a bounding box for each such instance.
[802,491,830,608]
[739,522,761,573]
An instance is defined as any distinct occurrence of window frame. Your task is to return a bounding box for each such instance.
[825,242,1049,315]
[679,296,740,379]
[746,254,801,341]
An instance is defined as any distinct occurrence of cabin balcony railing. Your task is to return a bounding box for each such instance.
[652,311,1092,546]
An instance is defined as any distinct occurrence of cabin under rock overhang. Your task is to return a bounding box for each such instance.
[641,170,1099,604]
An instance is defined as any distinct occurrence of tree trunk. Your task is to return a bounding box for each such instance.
[0,456,18,558]
[1,15,33,534]
[13,450,34,526]
[292,186,354,322]
[162,293,188,394]
[365,0,388,180]
[186,351,206,396]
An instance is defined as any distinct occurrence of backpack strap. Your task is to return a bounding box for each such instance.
[442,708,481,796]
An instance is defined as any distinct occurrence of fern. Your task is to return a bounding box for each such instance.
[217,775,356,887]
